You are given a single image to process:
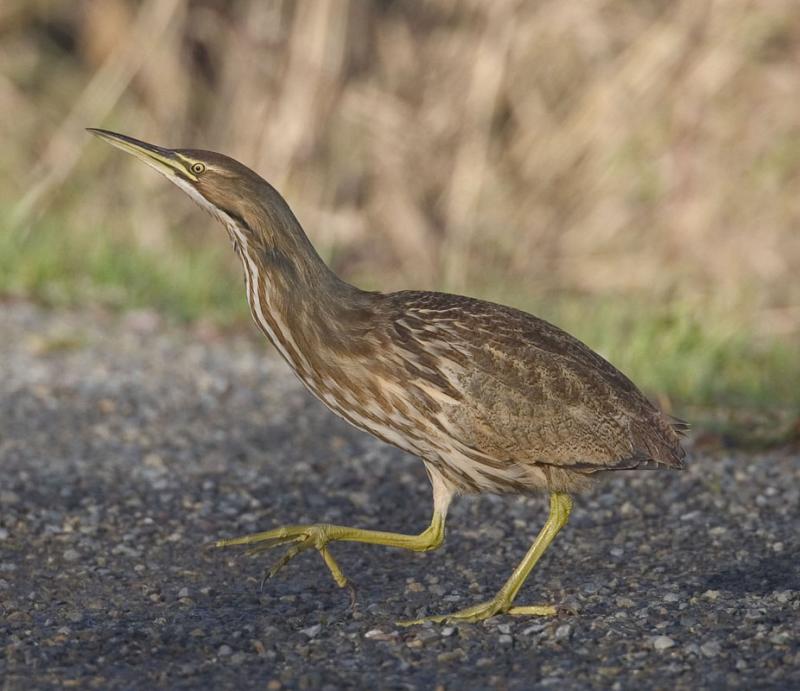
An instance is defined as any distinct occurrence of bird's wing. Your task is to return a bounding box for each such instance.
[388,291,686,472]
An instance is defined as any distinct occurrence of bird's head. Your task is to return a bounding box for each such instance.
[88,128,299,254]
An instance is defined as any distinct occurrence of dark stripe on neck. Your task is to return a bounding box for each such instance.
[222,208,251,234]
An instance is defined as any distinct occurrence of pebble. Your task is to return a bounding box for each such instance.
[769,631,791,645]
[652,636,675,651]
[684,643,701,656]
[437,650,464,663]
[701,641,722,658]
[554,624,572,642]
[300,624,322,638]
[521,623,547,636]
[417,627,440,644]
[63,549,80,562]
[364,629,387,640]
[111,545,141,558]
[0,490,20,505]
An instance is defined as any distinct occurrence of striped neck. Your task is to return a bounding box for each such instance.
[174,171,371,370]
[219,206,369,377]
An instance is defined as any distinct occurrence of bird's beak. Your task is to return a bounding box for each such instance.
[87,128,198,182]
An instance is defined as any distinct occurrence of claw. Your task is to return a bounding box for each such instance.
[346,581,358,611]
[268,542,309,579]
[259,570,269,593]
[253,543,312,591]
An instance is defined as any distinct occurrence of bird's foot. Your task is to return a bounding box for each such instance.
[215,523,349,589]
[397,596,558,626]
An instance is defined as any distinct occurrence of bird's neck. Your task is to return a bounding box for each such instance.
[224,205,372,375]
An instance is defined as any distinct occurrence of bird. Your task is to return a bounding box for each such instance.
[89,128,687,625]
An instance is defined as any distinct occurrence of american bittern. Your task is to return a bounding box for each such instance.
[89,129,687,625]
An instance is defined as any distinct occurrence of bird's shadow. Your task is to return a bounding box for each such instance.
[703,552,799,595]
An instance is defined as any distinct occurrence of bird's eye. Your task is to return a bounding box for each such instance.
[191,162,206,175]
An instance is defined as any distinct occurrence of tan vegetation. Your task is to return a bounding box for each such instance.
[2,1,799,346]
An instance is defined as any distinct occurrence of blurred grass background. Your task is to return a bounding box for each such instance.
[1,0,799,418]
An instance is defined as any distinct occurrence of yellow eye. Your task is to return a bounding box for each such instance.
[191,162,205,175]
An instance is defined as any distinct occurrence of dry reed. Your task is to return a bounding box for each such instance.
[2,0,799,337]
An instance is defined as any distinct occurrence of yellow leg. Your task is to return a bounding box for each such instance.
[398,491,573,626]
[216,511,446,588]
[217,472,453,590]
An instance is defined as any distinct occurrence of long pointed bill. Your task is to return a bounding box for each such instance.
[87,128,198,182]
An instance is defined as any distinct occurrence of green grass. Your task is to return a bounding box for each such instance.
[537,298,798,410]
[1,215,248,324]
[2,215,798,415]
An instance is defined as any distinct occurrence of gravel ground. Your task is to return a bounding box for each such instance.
[1,303,798,690]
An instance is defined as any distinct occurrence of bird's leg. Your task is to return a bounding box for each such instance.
[216,475,453,591]
[398,492,573,626]
[216,511,446,589]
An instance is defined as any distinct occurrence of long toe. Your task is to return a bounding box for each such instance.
[506,604,558,616]
[398,598,558,626]
[397,598,505,626]
[215,523,324,549]
[217,524,352,591]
